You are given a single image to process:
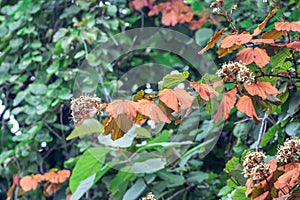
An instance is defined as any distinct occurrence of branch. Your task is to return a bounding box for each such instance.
[256,113,268,151]
[166,184,197,200]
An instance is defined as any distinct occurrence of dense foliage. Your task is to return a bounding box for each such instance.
[0,0,299,200]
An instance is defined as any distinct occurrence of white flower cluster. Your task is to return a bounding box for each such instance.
[276,138,300,163]
[71,96,102,125]
[243,151,270,180]
[216,61,255,84]
[142,192,156,200]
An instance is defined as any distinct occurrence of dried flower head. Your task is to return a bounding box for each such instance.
[142,192,156,200]
[276,137,300,163]
[243,151,270,180]
[71,96,102,125]
[216,61,255,84]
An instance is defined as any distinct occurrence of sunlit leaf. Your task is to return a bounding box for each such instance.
[244,82,279,100]
[236,96,259,123]
[220,32,252,49]
[44,169,70,184]
[190,82,219,101]
[236,47,270,68]
[275,21,300,32]
[106,100,139,120]
[138,100,171,123]
[103,115,134,140]
[20,174,44,192]
[286,41,300,52]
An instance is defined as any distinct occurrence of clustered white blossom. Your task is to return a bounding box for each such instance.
[243,151,271,180]
[216,61,255,84]
[70,95,102,125]
[142,192,156,200]
[276,137,300,163]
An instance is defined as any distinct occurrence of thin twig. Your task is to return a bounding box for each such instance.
[166,184,196,200]
[256,113,268,151]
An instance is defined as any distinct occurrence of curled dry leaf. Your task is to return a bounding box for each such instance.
[218,44,240,58]
[198,29,225,54]
[252,8,278,36]
[213,88,237,123]
[106,100,139,120]
[20,174,45,192]
[103,115,134,140]
[138,99,171,123]
[236,47,270,68]
[43,182,61,196]
[158,88,194,111]
[275,21,300,32]
[244,82,279,100]
[286,41,300,52]
[190,82,219,101]
[44,169,70,184]
[262,29,286,40]
[220,32,252,49]
[236,96,259,123]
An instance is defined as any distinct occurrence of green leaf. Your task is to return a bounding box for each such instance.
[71,174,96,200]
[0,150,14,165]
[157,170,185,187]
[110,166,136,198]
[67,118,104,140]
[195,28,213,46]
[13,90,28,106]
[69,147,111,192]
[232,187,250,200]
[131,158,166,174]
[224,157,242,173]
[74,50,85,59]
[123,175,156,200]
[271,48,291,69]
[160,72,189,89]
[29,83,47,95]
[260,124,279,147]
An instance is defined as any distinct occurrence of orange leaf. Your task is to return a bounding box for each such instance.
[106,100,139,120]
[244,81,279,100]
[44,169,70,184]
[159,88,194,111]
[274,168,300,190]
[236,47,270,68]
[138,100,171,123]
[262,28,286,40]
[129,0,154,10]
[236,96,259,122]
[253,191,269,200]
[286,41,300,52]
[172,88,194,110]
[103,115,134,140]
[275,21,300,32]
[213,89,237,123]
[220,32,252,49]
[250,39,274,44]
[198,29,225,54]
[252,8,278,36]
[190,82,219,101]
[20,174,44,192]
[188,17,208,31]
[6,183,16,200]
[159,89,179,111]
[43,182,61,196]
